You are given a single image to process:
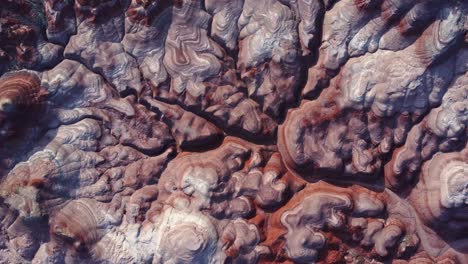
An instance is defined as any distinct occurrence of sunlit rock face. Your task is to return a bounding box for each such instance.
[0,0,466,263]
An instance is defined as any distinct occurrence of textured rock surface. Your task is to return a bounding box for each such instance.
[0,0,467,263]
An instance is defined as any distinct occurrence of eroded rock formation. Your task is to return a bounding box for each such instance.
[0,0,466,263]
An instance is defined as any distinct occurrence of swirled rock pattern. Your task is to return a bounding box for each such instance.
[0,0,466,263]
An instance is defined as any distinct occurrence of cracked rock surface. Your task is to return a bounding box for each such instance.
[0,0,467,263]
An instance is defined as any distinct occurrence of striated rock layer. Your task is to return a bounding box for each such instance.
[0,0,466,263]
